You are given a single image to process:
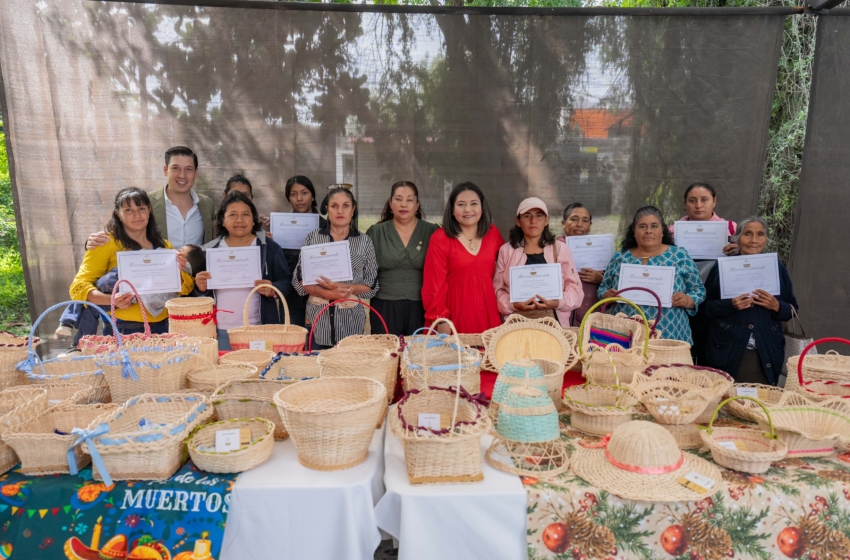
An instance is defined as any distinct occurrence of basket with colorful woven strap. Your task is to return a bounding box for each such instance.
[584,287,660,350]
[579,296,652,385]
[227,284,307,354]
[787,337,850,400]
[698,396,787,473]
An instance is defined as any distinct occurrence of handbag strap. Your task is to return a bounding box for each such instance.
[785,307,806,337]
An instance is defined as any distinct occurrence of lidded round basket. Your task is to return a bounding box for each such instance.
[497,386,559,443]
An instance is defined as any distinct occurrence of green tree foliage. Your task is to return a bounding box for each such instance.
[0,125,29,327]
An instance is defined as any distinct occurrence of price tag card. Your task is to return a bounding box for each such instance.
[249,340,267,351]
[678,471,717,494]
[215,429,242,452]
[418,413,441,430]
[717,440,748,451]
[736,386,770,400]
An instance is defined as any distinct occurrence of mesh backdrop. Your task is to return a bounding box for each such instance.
[0,1,784,322]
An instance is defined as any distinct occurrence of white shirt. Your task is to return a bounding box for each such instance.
[215,238,261,330]
[164,187,204,247]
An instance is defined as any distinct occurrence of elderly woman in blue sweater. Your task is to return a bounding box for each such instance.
[704,216,798,385]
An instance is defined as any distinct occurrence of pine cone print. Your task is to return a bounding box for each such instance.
[564,511,616,559]
[816,470,850,483]
[800,517,850,560]
[775,457,809,469]
[683,512,733,560]
[721,471,755,489]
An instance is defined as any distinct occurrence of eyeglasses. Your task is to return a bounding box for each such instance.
[120,206,150,217]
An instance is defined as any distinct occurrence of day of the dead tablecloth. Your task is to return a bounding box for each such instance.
[0,461,237,560]
[526,415,850,560]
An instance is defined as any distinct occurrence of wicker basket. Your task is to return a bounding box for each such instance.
[274,377,386,470]
[628,369,714,425]
[4,403,119,475]
[642,364,733,424]
[259,351,322,382]
[647,340,693,366]
[402,321,482,393]
[482,314,577,373]
[581,288,660,352]
[228,285,307,353]
[98,350,206,404]
[0,386,49,473]
[750,392,850,457]
[220,349,276,371]
[391,318,492,484]
[490,360,548,423]
[187,354,259,395]
[79,393,213,483]
[786,338,850,400]
[213,378,293,440]
[496,385,559,443]
[318,347,396,403]
[723,384,785,423]
[534,358,569,411]
[699,396,787,473]
[165,297,217,339]
[337,334,400,402]
[579,297,652,385]
[563,354,640,437]
[180,336,219,365]
[187,417,275,473]
[0,332,38,389]
[659,422,702,450]
[44,383,97,407]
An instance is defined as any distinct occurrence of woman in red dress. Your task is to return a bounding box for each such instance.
[422,182,505,334]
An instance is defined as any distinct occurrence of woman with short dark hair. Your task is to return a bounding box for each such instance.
[422,182,504,334]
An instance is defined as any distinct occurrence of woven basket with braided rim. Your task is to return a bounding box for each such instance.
[165,296,217,339]
[97,350,207,404]
[0,386,49,473]
[213,378,294,440]
[228,285,307,353]
[187,417,275,473]
[749,392,850,457]
[0,332,39,389]
[482,314,577,373]
[627,369,714,426]
[642,364,733,424]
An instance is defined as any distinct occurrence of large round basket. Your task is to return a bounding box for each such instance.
[0,332,38,389]
[165,297,217,339]
[642,364,733,424]
[391,318,492,484]
[699,396,787,473]
[402,326,481,394]
[187,417,275,473]
[787,338,850,400]
[750,392,850,457]
[627,369,714,425]
[97,350,206,404]
[0,386,49,473]
[337,333,401,402]
[220,349,276,371]
[274,377,386,470]
[482,315,577,374]
[723,384,785,423]
[213,378,294,440]
[228,285,307,354]
[187,357,259,395]
[4,403,119,475]
[579,297,652,385]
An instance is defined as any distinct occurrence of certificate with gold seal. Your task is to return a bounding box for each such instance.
[617,264,676,308]
[270,212,320,249]
[301,241,354,286]
[116,250,181,295]
[565,234,614,271]
[509,263,562,303]
[205,246,262,289]
[717,253,780,299]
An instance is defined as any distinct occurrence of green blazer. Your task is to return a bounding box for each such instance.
[148,186,216,245]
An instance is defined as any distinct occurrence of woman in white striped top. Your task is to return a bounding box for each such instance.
[292,187,379,349]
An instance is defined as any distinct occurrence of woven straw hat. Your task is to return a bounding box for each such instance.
[570,420,723,502]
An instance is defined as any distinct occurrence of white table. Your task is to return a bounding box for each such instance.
[221,426,386,560]
[375,419,527,560]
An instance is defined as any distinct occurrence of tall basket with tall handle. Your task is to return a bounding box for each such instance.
[402,326,482,394]
[579,296,652,385]
[390,318,492,484]
[787,338,850,400]
[227,284,308,353]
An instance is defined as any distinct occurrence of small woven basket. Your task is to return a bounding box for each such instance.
[213,378,293,440]
[628,370,714,425]
[228,285,307,353]
[723,384,785,423]
[4,403,119,475]
[186,354,259,395]
[0,332,39,389]
[580,287,661,352]
[274,377,386,470]
[44,383,97,407]
[699,396,787,473]
[187,417,275,473]
[489,359,547,423]
[336,333,400,402]
[98,350,206,404]
[496,386,559,443]
[0,386,49,473]
[165,297,217,339]
[563,350,640,436]
[579,297,652,385]
[659,422,702,450]
[402,327,482,393]
[750,392,850,457]
[534,358,569,411]
[642,364,733,424]
[391,318,492,484]
[787,338,850,400]
[80,393,213,482]
[220,349,276,371]
[647,339,693,366]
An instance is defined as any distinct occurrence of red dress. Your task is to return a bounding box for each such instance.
[422,225,505,334]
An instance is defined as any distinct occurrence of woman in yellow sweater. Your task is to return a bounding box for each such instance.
[70,187,194,335]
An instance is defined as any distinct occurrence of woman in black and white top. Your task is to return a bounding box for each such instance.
[293,187,379,349]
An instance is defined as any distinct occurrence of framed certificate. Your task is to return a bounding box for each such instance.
[205,246,262,289]
[270,213,320,250]
[565,234,615,271]
[717,253,781,299]
[116,250,181,295]
[301,241,354,286]
[509,263,563,303]
[674,221,729,259]
[617,264,676,308]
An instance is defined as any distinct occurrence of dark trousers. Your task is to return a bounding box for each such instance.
[689,306,709,366]
[737,349,771,385]
[370,298,426,337]
[71,305,104,346]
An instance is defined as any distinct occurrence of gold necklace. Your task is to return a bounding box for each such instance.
[462,233,479,251]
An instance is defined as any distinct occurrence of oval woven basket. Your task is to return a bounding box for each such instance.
[227,285,307,354]
[749,392,850,457]
[699,396,787,473]
[627,369,714,425]
[213,378,294,440]
[165,296,217,339]
[274,376,386,470]
[0,331,39,389]
[642,364,733,424]
[723,384,785,423]
[187,417,275,474]
[187,357,259,395]
[220,349,276,371]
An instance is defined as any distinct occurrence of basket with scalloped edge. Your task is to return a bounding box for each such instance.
[627,368,714,426]
[482,314,577,374]
[642,364,733,424]
[723,383,785,423]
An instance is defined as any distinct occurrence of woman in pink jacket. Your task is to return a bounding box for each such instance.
[493,197,583,326]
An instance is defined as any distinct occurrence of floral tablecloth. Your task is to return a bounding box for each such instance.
[526,414,850,560]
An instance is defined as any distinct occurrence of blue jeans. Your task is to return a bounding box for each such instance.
[61,304,104,346]
[102,319,169,337]
[216,329,232,351]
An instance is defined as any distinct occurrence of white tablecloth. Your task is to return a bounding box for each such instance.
[221,426,386,560]
[375,420,527,560]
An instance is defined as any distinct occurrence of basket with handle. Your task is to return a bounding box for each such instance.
[4,402,119,475]
[402,325,482,394]
[723,383,785,423]
[186,353,259,395]
[77,280,188,354]
[583,287,660,349]
[227,284,307,353]
[563,348,641,436]
[642,364,733,424]
[579,296,652,385]
[390,318,492,484]
[0,386,49,473]
[336,332,401,404]
[213,378,295,440]
[627,367,714,425]
[97,349,206,404]
[698,396,787,473]
[187,417,275,473]
[16,301,127,403]
[0,331,40,389]
[165,296,217,339]
[75,393,214,483]
[787,338,850,400]
[44,383,97,407]
[749,392,850,457]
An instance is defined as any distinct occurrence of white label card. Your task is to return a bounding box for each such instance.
[736,387,759,398]
[249,340,266,351]
[717,441,738,450]
[418,413,441,430]
[215,429,242,452]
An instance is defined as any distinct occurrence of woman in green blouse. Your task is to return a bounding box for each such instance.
[366,181,440,336]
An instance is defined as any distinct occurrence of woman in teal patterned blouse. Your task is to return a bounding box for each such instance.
[598,206,705,344]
